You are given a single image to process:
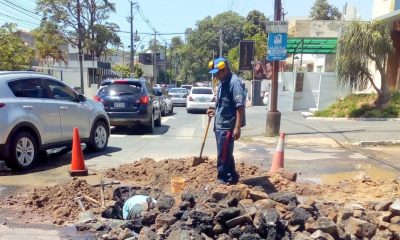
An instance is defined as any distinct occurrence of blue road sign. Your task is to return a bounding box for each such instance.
[267,33,288,61]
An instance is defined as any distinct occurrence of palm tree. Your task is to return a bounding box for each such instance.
[337,20,394,106]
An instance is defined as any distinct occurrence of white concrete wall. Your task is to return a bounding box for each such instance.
[372,0,395,18]
[274,72,350,111]
[318,73,350,110]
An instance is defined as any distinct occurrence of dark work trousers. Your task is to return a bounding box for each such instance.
[215,129,239,184]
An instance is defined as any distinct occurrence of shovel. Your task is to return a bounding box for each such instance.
[192,115,212,167]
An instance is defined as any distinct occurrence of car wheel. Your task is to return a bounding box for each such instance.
[87,121,109,152]
[155,110,162,127]
[5,131,38,170]
[146,113,154,133]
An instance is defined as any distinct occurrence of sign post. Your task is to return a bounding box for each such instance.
[265,15,288,137]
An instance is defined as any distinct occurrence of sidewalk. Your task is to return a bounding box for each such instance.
[242,107,400,147]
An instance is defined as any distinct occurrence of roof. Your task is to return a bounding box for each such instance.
[286,37,338,54]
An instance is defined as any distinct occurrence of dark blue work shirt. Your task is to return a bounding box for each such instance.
[215,73,246,130]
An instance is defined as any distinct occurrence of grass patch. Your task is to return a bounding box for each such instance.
[314,92,400,118]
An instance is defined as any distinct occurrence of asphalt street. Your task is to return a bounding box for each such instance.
[1,106,399,189]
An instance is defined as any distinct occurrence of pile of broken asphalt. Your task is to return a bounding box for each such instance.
[2,157,400,239]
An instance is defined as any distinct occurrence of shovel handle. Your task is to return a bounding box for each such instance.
[199,116,212,158]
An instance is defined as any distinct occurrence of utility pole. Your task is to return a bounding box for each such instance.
[153,33,157,85]
[130,1,135,75]
[219,29,223,57]
[77,0,84,94]
[266,0,282,137]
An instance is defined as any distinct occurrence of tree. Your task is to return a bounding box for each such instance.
[244,10,267,37]
[112,64,129,78]
[309,0,342,20]
[88,23,121,59]
[32,21,66,66]
[82,0,119,58]
[134,63,143,78]
[178,11,245,82]
[337,21,394,106]
[0,23,34,70]
[37,0,119,92]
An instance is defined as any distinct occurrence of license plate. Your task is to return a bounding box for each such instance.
[114,102,125,108]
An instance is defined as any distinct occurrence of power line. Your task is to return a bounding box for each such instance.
[0,12,39,26]
[118,30,185,35]
[0,0,42,22]
[4,0,43,19]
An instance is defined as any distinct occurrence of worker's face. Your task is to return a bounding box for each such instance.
[216,68,228,80]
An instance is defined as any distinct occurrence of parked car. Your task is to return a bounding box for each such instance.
[0,71,110,170]
[153,87,173,116]
[180,84,193,92]
[168,88,188,106]
[186,87,216,113]
[94,78,161,133]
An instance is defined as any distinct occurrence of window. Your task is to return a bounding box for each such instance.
[192,88,213,94]
[46,80,77,102]
[98,83,141,96]
[8,78,50,98]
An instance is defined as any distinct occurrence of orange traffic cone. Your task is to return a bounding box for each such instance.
[69,127,88,176]
[269,132,285,173]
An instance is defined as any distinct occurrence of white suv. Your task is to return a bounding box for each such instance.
[0,72,110,170]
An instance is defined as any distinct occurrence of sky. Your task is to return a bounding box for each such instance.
[0,0,374,49]
[112,0,374,48]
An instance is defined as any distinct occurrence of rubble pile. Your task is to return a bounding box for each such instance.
[5,179,108,225]
[3,157,400,239]
[82,182,400,240]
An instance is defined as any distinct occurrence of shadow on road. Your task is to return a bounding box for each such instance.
[111,125,170,135]
[0,146,122,176]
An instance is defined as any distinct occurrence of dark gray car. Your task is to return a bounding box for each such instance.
[94,78,161,133]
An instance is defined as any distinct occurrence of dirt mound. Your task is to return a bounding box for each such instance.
[104,157,267,194]
[4,157,400,226]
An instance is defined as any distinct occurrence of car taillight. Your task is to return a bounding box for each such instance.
[140,96,149,105]
[93,96,102,102]
[0,103,5,108]
[188,96,194,101]
[211,97,216,102]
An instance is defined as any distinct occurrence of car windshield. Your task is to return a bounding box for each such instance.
[98,83,141,96]
[169,88,186,94]
[192,88,213,94]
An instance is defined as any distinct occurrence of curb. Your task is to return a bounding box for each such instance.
[306,117,400,121]
[301,112,400,121]
[352,140,400,147]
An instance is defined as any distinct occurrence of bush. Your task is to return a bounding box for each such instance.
[314,93,400,118]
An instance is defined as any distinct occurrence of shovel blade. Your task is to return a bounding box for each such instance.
[192,156,207,167]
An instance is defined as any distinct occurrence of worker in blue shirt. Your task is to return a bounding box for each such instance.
[207,57,246,185]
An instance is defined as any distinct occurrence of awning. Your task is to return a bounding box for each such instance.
[286,37,338,54]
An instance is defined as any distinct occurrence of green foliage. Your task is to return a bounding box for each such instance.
[0,23,35,70]
[314,93,400,118]
[134,64,143,78]
[86,23,121,59]
[309,0,342,20]
[337,20,394,106]
[165,10,266,81]
[32,21,66,66]
[37,0,118,59]
[112,64,130,78]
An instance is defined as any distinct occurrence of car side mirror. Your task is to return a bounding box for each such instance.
[78,94,86,102]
